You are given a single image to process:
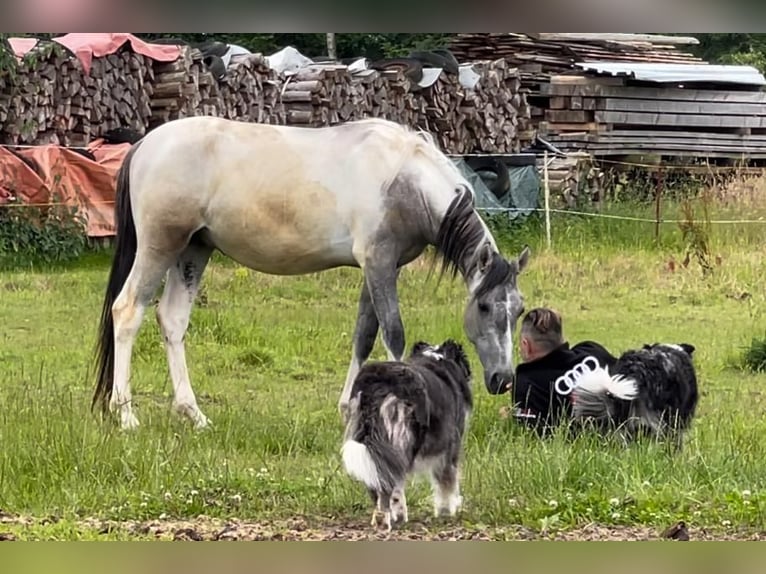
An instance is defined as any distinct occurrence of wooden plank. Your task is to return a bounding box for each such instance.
[545,110,592,123]
[549,76,626,86]
[598,97,766,116]
[527,33,700,45]
[541,83,766,104]
[595,110,766,129]
[578,147,766,159]
[538,121,607,132]
[550,129,766,142]
[550,136,766,149]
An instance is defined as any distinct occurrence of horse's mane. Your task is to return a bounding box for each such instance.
[430,187,515,297]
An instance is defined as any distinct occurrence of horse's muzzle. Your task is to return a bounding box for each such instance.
[488,371,514,395]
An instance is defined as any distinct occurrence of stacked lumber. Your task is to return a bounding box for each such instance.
[1,41,155,146]
[539,76,766,159]
[450,34,703,91]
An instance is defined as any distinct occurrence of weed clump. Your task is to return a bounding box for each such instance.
[740,333,766,373]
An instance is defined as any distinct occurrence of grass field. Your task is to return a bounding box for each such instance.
[2,188,766,540]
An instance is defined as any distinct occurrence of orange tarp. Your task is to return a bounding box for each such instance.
[7,33,182,74]
[52,33,182,75]
[0,140,131,237]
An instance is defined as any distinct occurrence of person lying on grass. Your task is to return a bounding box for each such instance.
[492,306,618,436]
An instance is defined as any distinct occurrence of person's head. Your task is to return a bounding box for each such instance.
[519,307,565,362]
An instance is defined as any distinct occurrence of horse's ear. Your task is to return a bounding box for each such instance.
[518,245,530,273]
[478,243,493,273]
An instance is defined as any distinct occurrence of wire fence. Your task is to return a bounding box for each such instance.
[3,151,766,245]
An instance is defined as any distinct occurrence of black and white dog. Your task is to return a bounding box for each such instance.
[341,339,473,532]
[571,343,699,448]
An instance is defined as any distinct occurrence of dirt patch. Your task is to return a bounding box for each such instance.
[2,512,765,541]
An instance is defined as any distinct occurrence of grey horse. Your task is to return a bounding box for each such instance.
[91,116,530,430]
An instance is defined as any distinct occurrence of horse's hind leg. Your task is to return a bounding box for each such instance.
[112,250,175,429]
[156,241,214,429]
[339,280,379,418]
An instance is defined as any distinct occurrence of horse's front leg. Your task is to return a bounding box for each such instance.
[364,262,405,363]
[339,280,379,418]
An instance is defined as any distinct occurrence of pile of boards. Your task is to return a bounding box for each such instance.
[449,33,704,94]
[538,75,766,160]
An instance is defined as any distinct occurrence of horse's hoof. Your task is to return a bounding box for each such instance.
[120,413,140,431]
[193,416,211,431]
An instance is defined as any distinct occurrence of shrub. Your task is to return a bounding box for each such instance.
[0,192,90,267]
[740,333,766,373]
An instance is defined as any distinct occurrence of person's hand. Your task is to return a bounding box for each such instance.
[505,381,513,391]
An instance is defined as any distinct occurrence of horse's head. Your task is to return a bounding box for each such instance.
[463,244,530,394]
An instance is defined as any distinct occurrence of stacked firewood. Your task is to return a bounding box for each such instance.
[191,50,285,124]
[0,41,535,155]
[460,59,533,153]
[372,69,426,127]
[416,71,466,151]
[281,65,347,126]
[147,46,198,127]
[0,41,155,146]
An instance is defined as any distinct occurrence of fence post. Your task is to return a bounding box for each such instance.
[544,150,551,250]
[655,165,664,245]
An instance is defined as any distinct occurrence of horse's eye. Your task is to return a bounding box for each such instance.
[478,303,490,314]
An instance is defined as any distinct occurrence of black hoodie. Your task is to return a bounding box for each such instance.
[494,341,618,434]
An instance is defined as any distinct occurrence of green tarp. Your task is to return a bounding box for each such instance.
[452,158,541,222]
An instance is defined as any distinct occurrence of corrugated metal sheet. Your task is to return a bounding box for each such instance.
[574,62,766,86]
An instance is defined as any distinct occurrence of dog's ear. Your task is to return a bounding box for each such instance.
[679,343,695,357]
[410,341,432,357]
[642,343,655,350]
[439,339,471,378]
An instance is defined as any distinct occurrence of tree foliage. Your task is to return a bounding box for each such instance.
[137,33,454,60]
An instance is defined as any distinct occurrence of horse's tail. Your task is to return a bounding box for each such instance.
[92,140,143,415]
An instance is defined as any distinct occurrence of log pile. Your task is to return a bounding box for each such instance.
[279,65,427,128]
[0,39,536,156]
[460,59,534,153]
[0,41,155,146]
[281,64,356,126]
[150,47,285,127]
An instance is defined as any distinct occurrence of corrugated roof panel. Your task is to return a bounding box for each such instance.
[574,62,766,86]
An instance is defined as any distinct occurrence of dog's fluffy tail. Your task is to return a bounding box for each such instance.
[341,394,413,493]
[571,365,638,421]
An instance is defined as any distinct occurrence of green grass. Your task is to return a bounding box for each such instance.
[2,193,766,540]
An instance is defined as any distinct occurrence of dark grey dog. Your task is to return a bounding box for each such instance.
[341,339,473,531]
[571,343,699,449]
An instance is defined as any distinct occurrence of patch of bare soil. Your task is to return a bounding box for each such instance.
[2,511,764,541]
